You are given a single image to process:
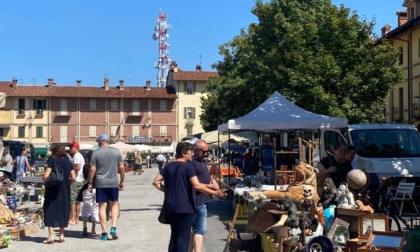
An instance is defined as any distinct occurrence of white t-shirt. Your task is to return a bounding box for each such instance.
[73,152,85,183]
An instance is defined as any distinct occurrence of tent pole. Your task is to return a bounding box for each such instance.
[228,130,232,215]
[218,131,222,206]
[273,137,277,191]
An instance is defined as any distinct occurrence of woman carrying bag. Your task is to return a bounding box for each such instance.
[42,146,76,244]
[152,142,226,252]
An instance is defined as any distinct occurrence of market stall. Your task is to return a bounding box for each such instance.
[0,179,44,248]
[215,92,410,251]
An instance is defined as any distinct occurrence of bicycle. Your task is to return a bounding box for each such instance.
[376,190,417,232]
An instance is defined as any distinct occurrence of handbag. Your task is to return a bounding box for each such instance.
[158,163,180,224]
[44,158,64,188]
[158,202,170,224]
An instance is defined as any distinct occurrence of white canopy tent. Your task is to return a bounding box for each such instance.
[110,141,138,159]
[218,91,348,132]
[201,130,248,144]
[134,144,149,151]
[216,91,349,193]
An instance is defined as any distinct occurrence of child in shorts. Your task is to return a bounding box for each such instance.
[78,151,99,237]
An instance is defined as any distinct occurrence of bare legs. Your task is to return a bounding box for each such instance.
[188,232,203,252]
[48,227,54,240]
[98,202,107,234]
[83,216,97,236]
[70,203,81,224]
[44,227,64,244]
[110,201,119,228]
[99,201,119,234]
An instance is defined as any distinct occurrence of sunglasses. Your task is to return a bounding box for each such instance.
[199,149,209,155]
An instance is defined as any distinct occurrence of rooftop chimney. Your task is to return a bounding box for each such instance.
[170,61,178,72]
[119,79,124,91]
[76,80,82,87]
[10,78,17,88]
[48,78,54,88]
[104,78,110,90]
[397,11,408,27]
[146,80,151,90]
[381,24,391,36]
[196,64,202,72]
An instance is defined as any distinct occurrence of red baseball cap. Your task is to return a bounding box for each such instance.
[71,141,80,149]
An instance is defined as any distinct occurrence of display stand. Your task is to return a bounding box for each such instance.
[273,137,313,190]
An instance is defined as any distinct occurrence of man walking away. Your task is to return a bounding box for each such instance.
[156,153,167,173]
[189,139,219,252]
[88,134,125,241]
[69,142,85,225]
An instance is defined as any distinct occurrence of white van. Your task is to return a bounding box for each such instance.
[319,123,420,186]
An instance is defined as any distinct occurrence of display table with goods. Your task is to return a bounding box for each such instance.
[219,161,411,252]
[0,194,43,249]
[0,171,45,248]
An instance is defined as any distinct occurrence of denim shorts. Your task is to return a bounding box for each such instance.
[192,204,207,235]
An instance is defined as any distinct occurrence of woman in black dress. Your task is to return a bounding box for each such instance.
[42,146,76,244]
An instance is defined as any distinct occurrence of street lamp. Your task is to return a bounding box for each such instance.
[155,135,164,153]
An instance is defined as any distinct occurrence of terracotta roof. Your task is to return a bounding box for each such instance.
[172,70,218,81]
[0,82,176,98]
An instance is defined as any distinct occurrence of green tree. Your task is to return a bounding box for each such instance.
[200,0,402,131]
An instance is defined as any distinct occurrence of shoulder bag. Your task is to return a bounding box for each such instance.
[44,158,64,188]
[158,163,180,224]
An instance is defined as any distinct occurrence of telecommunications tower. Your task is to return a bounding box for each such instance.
[152,11,171,87]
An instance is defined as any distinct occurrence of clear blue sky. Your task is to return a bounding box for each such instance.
[0,0,405,87]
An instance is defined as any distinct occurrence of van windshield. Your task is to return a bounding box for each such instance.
[350,129,420,158]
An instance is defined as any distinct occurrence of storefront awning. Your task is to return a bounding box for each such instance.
[35,147,48,156]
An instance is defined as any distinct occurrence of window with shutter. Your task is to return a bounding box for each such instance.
[160,126,167,136]
[186,82,194,94]
[61,99,67,115]
[18,126,25,138]
[160,100,167,110]
[90,99,97,110]
[18,99,25,114]
[89,126,96,137]
[36,126,43,138]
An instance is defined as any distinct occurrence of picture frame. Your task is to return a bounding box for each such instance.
[365,231,406,250]
[326,218,350,247]
[358,214,389,239]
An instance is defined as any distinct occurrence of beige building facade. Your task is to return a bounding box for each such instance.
[385,0,420,130]
[166,63,218,141]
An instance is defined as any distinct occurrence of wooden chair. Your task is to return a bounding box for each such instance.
[392,182,419,216]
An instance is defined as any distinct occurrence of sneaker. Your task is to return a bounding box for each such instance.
[110,227,118,239]
[101,232,109,241]
[83,227,88,237]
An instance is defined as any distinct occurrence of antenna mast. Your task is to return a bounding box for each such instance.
[152,11,171,87]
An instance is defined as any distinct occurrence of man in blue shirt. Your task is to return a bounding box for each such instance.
[15,150,31,183]
[189,140,219,252]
